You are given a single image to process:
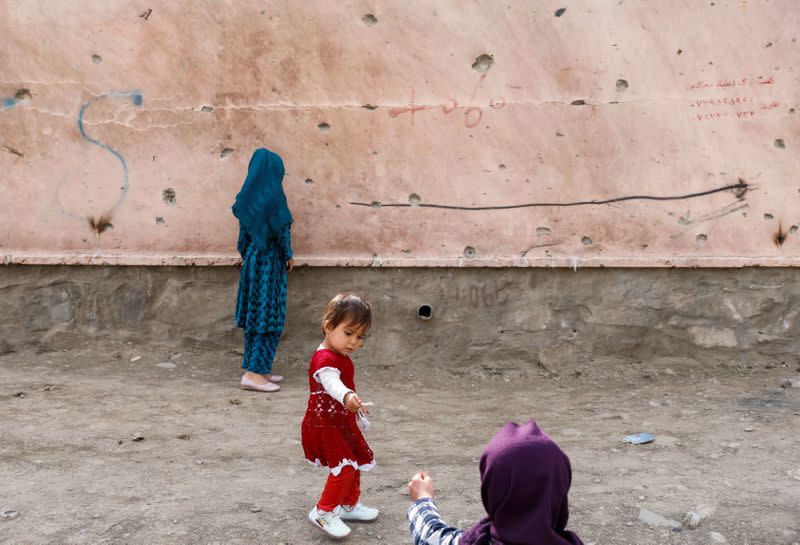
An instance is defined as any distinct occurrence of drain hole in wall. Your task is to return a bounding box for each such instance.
[417,305,433,321]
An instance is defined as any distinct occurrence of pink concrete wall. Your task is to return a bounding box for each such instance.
[1,1,798,267]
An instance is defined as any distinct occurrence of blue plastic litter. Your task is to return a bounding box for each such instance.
[623,432,654,444]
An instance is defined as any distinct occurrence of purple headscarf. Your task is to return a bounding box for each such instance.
[460,420,583,545]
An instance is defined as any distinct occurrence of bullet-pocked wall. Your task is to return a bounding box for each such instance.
[2,1,798,267]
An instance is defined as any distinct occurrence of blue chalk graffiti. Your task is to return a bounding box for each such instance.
[2,97,16,109]
[76,90,143,213]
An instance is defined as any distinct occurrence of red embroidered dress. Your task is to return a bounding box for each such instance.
[301,348,375,476]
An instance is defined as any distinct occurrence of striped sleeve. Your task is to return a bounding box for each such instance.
[407,498,463,545]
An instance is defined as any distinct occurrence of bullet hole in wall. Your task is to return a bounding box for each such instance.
[362,104,377,110]
[408,193,421,206]
[789,108,795,114]
[696,233,708,243]
[472,54,494,73]
[162,188,176,207]
[677,49,683,55]
[790,225,798,234]
[774,139,785,149]
[463,246,476,258]
[305,178,314,184]
[155,217,165,225]
[616,79,629,92]
[92,54,103,64]
[15,89,31,101]
[581,236,593,246]
[220,148,234,159]
[571,99,586,106]
[370,201,381,209]
[318,122,331,133]
[555,7,567,17]
[498,163,506,170]
[764,213,774,220]
[362,13,377,25]
[537,227,551,236]
[201,105,214,112]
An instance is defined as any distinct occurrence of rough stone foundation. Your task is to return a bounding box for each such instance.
[1,266,797,370]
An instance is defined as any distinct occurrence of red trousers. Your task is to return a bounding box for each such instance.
[317,466,361,512]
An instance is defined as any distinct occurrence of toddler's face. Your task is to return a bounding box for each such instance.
[324,320,368,356]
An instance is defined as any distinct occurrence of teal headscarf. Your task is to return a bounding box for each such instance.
[232,148,293,251]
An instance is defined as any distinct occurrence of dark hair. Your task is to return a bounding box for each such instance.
[322,292,372,333]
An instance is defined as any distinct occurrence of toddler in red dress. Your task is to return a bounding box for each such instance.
[302,292,378,539]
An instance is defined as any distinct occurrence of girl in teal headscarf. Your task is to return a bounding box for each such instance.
[232,148,294,392]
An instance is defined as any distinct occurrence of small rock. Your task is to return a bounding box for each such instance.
[13,392,26,398]
[43,384,60,391]
[0,507,18,519]
[195,460,204,465]
[0,340,14,355]
[132,434,145,442]
[130,355,142,362]
[229,399,242,405]
[744,426,755,432]
[639,508,681,528]
[780,377,800,388]
[250,506,262,513]
[177,434,191,440]
[156,362,176,369]
[683,511,704,529]
[709,531,727,543]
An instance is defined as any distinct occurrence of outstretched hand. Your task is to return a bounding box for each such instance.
[408,471,435,501]
[344,392,363,413]
[285,258,294,272]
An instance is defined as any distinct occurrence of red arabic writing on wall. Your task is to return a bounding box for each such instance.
[687,74,774,91]
[389,74,506,128]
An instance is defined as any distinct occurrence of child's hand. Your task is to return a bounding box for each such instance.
[344,392,362,413]
[408,471,435,501]
[285,258,294,272]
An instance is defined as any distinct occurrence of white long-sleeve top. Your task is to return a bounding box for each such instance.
[313,366,352,406]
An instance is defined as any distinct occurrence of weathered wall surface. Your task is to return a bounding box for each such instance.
[1,1,798,267]
[2,266,798,369]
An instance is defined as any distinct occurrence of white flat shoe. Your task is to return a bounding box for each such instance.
[308,506,351,539]
[340,503,379,522]
[240,375,280,392]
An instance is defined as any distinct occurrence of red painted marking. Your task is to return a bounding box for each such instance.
[387,86,432,126]
[390,73,506,128]
[464,106,482,128]
[441,98,458,114]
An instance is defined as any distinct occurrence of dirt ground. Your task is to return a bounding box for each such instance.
[2,341,799,545]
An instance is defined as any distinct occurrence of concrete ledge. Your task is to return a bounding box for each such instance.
[1,266,797,369]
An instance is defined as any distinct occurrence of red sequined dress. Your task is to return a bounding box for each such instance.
[301,348,375,476]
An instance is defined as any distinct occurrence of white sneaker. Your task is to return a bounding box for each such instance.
[340,502,379,522]
[308,506,351,539]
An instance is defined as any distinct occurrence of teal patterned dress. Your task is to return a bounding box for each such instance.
[235,224,292,374]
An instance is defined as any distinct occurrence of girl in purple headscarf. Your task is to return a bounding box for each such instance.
[407,420,583,545]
